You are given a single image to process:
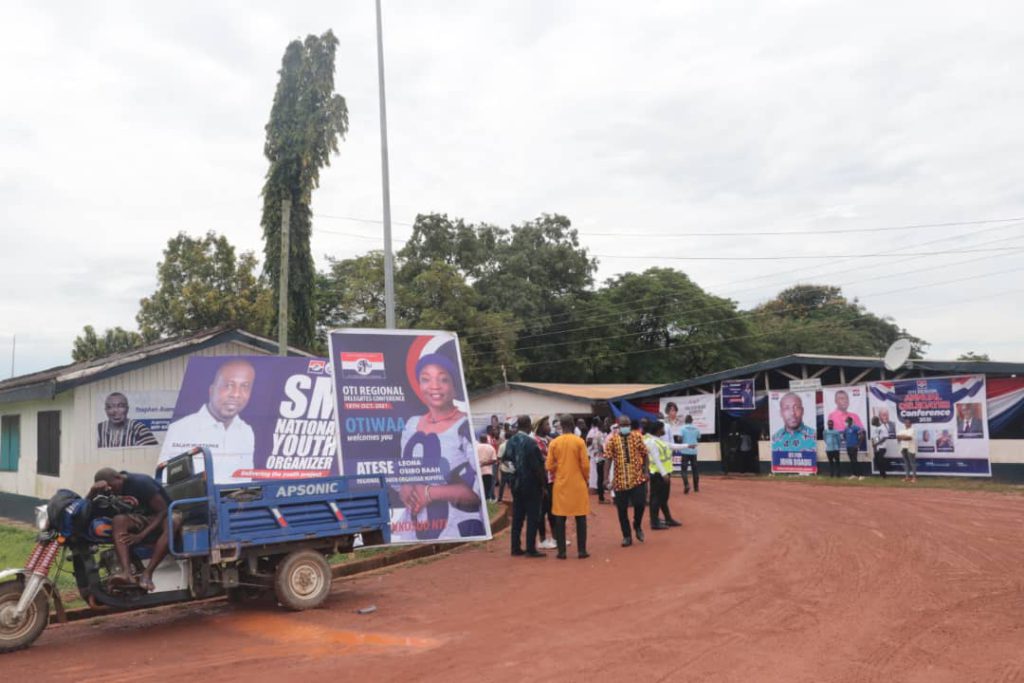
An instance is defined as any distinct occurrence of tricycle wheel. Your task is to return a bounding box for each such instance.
[0,581,50,653]
[274,550,331,611]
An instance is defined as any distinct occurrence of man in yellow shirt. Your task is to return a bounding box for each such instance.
[546,414,591,559]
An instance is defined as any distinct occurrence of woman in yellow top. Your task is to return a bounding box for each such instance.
[545,414,591,559]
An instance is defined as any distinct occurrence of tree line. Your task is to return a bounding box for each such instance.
[70,29,938,387]
[72,213,931,389]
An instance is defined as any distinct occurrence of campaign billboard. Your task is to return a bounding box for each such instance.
[95,390,177,448]
[329,329,491,544]
[721,379,755,410]
[159,357,338,484]
[768,390,818,474]
[821,385,868,453]
[867,375,989,476]
[659,394,716,435]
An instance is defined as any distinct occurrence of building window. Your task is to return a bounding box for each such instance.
[37,410,60,477]
[0,415,18,471]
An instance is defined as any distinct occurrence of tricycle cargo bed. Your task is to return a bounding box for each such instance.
[216,479,388,545]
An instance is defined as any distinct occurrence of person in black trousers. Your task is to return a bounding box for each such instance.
[843,416,864,480]
[507,415,546,557]
[604,415,650,547]
[871,415,889,478]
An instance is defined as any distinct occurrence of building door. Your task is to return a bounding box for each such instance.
[0,415,19,471]
[37,410,60,477]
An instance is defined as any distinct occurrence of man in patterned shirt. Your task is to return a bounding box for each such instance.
[603,415,649,547]
[97,392,158,448]
[771,393,817,471]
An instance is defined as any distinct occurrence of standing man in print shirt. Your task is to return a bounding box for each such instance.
[603,414,649,547]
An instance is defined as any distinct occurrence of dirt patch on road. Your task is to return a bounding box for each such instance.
[6,479,1024,682]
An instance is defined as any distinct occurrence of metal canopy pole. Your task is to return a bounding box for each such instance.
[375,0,396,328]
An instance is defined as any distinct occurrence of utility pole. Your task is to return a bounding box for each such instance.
[278,199,291,356]
[376,0,396,329]
[9,335,14,378]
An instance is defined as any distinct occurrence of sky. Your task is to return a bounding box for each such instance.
[2,0,1023,376]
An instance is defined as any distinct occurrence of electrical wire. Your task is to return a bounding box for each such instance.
[473,284,1024,373]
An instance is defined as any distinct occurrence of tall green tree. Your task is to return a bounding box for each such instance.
[71,325,145,362]
[567,268,753,383]
[136,232,274,339]
[314,252,390,351]
[748,284,928,359]
[261,30,349,349]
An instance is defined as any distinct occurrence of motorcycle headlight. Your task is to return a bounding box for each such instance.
[35,505,49,532]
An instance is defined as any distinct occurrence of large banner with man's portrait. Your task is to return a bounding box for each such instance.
[328,329,492,544]
[821,385,868,453]
[768,390,818,474]
[159,356,340,484]
[95,390,177,448]
[867,375,990,476]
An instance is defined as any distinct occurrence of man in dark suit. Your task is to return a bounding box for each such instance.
[957,404,983,436]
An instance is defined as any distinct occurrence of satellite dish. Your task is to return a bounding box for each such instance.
[883,338,912,371]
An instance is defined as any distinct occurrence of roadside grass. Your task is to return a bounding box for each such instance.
[0,500,507,610]
[0,524,83,608]
[753,473,1024,495]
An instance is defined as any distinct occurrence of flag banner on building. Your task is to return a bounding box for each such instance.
[821,385,868,453]
[659,395,716,435]
[768,390,818,474]
[95,390,178,448]
[721,379,756,410]
[986,377,1024,439]
[868,375,990,477]
[328,329,492,544]
[159,356,338,484]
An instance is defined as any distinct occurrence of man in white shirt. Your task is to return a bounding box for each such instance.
[160,359,256,483]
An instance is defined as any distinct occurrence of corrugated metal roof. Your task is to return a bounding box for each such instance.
[612,354,1024,401]
[474,382,664,401]
[0,327,311,403]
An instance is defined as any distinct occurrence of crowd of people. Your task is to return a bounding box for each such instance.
[474,411,701,559]
[819,413,918,482]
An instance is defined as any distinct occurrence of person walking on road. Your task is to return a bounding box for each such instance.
[496,423,515,503]
[679,415,701,493]
[476,433,497,502]
[823,419,843,478]
[546,414,591,559]
[586,417,607,504]
[897,419,917,482]
[532,417,558,550]
[843,416,864,480]
[604,414,649,547]
[871,415,890,478]
[507,415,546,558]
[644,421,681,529]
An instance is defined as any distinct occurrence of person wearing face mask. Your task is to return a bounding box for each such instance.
[603,415,650,547]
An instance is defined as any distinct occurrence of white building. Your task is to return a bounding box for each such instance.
[0,328,308,520]
[469,381,663,431]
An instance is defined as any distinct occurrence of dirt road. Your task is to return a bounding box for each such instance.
[6,478,1024,682]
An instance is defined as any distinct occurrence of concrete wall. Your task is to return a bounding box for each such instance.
[751,439,1024,480]
[470,389,592,426]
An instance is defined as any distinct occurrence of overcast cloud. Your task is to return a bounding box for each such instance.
[2,0,1023,375]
